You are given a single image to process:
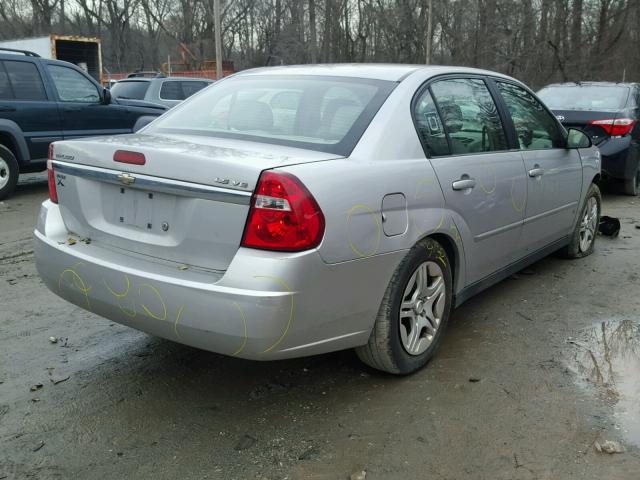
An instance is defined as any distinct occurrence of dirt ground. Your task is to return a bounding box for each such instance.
[1,174,639,480]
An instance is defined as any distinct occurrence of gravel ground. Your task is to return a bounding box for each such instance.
[0,174,639,480]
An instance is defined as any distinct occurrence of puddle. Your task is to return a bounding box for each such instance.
[568,319,640,446]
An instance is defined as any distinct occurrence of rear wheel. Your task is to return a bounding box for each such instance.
[0,145,19,201]
[560,183,601,258]
[356,237,452,375]
[623,165,639,196]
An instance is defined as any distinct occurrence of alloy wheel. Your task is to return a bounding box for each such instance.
[0,158,8,190]
[579,196,598,252]
[399,260,446,356]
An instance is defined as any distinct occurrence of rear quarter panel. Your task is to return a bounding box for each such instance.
[579,144,602,196]
[283,72,467,295]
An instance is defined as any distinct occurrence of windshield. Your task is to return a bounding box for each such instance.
[147,75,396,155]
[110,80,150,100]
[538,85,629,111]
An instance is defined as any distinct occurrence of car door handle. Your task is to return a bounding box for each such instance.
[452,177,476,191]
[528,167,544,178]
[0,105,16,112]
[63,107,82,112]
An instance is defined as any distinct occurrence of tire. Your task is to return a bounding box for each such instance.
[622,165,639,196]
[0,145,19,201]
[560,183,601,259]
[356,237,453,375]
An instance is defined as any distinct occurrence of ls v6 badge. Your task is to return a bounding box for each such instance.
[214,177,249,189]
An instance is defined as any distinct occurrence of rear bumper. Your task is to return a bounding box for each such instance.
[599,137,639,180]
[34,201,404,360]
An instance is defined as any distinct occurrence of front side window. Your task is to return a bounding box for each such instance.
[3,60,47,101]
[413,88,449,156]
[148,75,395,156]
[181,81,208,98]
[48,65,100,103]
[160,81,183,100]
[430,78,508,154]
[497,82,563,150]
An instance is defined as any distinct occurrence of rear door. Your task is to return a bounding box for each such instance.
[494,80,582,256]
[181,80,210,99]
[159,80,210,107]
[158,80,183,107]
[45,63,130,139]
[0,58,62,161]
[423,77,527,284]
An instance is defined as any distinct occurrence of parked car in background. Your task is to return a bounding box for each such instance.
[0,48,167,200]
[538,82,640,195]
[35,65,600,375]
[110,76,213,108]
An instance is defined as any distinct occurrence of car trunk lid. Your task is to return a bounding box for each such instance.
[51,133,341,272]
[552,109,624,145]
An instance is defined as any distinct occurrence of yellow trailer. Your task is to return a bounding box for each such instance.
[0,34,103,83]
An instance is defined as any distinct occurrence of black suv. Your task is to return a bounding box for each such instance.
[538,82,640,195]
[0,48,167,199]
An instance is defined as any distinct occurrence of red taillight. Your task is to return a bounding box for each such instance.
[241,171,325,252]
[589,118,636,136]
[47,145,58,204]
[114,150,146,165]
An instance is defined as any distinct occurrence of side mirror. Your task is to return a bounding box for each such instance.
[566,127,592,149]
[101,88,112,105]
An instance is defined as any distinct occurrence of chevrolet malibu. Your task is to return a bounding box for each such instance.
[34,65,601,374]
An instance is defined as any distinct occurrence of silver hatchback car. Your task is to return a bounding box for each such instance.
[35,65,601,374]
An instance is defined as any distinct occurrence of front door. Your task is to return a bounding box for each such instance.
[45,63,129,139]
[0,59,62,161]
[494,81,582,256]
[419,77,527,285]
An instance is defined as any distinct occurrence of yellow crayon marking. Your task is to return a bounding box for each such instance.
[449,222,462,245]
[478,162,497,195]
[254,275,294,353]
[230,301,248,356]
[138,284,167,321]
[118,300,137,318]
[173,305,185,339]
[346,204,381,258]
[58,268,92,310]
[103,275,131,298]
[511,178,527,213]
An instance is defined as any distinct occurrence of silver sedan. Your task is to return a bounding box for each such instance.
[34,64,601,374]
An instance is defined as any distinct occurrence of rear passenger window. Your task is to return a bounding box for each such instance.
[4,61,47,101]
[496,82,564,150]
[413,89,450,156]
[0,63,13,99]
[160,81,183,100]
[430,78,508,154]
[181,81,208,98]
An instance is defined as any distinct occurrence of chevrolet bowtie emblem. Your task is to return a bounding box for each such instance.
[118,173,136,185]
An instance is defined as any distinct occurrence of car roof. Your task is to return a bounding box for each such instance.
[116,77,212,83]
[116,78,152,83]
[236,63,516,83]
[162,76,213,81]
[541,81,638,88]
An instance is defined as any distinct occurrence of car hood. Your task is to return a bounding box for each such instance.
[113,97,167,111]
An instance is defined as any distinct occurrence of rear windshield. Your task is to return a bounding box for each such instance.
[110,80,150,100]
[538,85,629,111]
[148,75,396,155]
